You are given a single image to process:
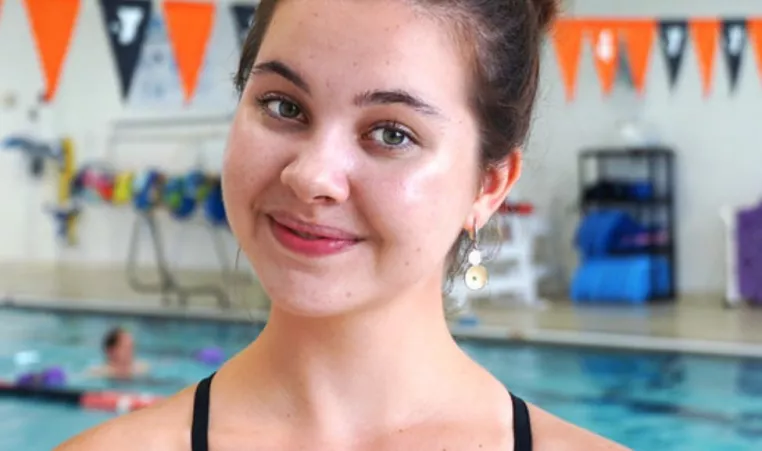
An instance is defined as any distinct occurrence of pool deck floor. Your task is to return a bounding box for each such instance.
[1,263,761,358]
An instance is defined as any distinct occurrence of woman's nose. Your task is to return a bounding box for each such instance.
[280,134,351,205]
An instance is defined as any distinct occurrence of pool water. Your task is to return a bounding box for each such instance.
[1,307,761,451]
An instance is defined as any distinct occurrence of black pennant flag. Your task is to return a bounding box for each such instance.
[99,0,152,100]
[659,20,688,89]
[232,4,258,48]
[722,19,748,92]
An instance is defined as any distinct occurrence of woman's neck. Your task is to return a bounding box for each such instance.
[235,278,473,437]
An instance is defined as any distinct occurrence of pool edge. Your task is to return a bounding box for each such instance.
[3,294,761,359]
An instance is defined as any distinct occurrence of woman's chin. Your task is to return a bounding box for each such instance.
[262,282,371,319]
[269,297,365,319]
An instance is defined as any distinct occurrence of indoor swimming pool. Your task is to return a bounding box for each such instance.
[0,305,761,451]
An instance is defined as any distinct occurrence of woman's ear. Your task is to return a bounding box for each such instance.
[467,150,522,229]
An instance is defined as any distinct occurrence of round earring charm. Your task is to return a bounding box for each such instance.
[465,264,488,290]
[467,249,482,266]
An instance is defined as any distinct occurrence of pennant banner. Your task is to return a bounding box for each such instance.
[11,11,762,104]
[24,0,82,102]
[619,20,657,95]
[100,0,152,100]
[551,19,585,101]
[589,21,620,96]
[690,19,720,97]
[751,20,762,85]
[722,19,748,92]
[163,0,216,103]
[659,20,688,90]
[232,4,257,48]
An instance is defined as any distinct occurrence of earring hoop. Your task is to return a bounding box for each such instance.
[464,218,488,290]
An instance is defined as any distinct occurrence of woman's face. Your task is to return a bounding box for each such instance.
[108,332,134,366]
[223,0,512,316]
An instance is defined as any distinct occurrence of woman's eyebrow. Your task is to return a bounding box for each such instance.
[353,89,445,119]
[251,60,311,94]
[250,62,445,120]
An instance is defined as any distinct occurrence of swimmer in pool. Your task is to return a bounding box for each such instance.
[90,327,148,380]
[60,0,628,450]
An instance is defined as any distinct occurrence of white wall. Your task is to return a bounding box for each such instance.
[521,0,762,295]
[0,0,243,271]
[1,0,761,294]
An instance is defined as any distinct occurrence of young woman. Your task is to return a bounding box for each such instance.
[60,0,628,449]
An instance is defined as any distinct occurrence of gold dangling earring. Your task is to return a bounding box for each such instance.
[464,218,488,290]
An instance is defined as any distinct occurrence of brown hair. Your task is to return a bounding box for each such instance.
[233,0,558,284]
[102,327,125,352]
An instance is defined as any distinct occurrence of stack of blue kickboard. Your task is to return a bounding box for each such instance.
[571,210,670,304]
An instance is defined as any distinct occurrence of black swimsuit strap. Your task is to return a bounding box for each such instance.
[510,392,533,451]
[190,373,531,451]
[191,372,216,451]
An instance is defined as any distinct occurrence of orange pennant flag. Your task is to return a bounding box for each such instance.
[749,19,762,85]
[551,19,586,101]
[689,18,720,97]
[619,20,657,96]
[163,1,216,103]
[588,20,620,96]
[24,0,82,102]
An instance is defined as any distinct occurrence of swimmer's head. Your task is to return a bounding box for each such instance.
[222,0,558,316]
[103,327,134,366]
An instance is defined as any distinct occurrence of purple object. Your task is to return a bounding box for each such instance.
[737,204,762,305]
[16,372,37,387]
[41,366,67,387]
[195,347,225,366]
[15,366,66,388]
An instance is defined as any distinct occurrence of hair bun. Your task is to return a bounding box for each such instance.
[532,0,559,31]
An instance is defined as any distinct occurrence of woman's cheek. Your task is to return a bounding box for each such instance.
[370,164,468,247]
[224,127,276,198]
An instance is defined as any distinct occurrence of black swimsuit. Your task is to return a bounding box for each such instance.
[191,372,533,451]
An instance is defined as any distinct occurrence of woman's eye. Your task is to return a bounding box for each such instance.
[262,98,303,120]
[368,126,413,148]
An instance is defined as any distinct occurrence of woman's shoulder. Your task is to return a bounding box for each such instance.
[527,402,631,451]
[54,386,195,451]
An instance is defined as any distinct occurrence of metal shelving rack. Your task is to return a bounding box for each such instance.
[578,146,677,301]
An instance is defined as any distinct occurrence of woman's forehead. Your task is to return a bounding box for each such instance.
[256,0,471,106]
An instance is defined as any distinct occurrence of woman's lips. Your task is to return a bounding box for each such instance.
[267,213,361,257]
